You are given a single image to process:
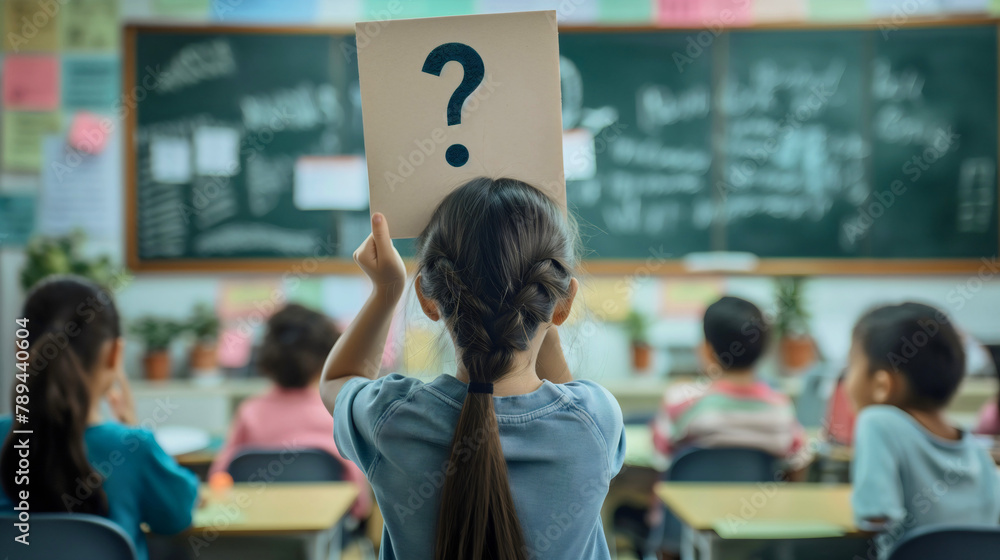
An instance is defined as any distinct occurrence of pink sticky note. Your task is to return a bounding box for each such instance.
[657,0,705,26]
[68,112,109,154]
[217,327,253,369]
[706,0,754,26]
[2,56,60,110]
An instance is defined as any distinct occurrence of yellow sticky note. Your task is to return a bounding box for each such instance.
[575,278,630,323]
[61,0,119,51]
[3,0,61,52]
[403,328,443,374]
[2,111,62,171]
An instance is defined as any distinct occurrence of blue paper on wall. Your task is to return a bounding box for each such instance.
[211,0,318,22]
[0,195,36,246]
[62,55,120,111]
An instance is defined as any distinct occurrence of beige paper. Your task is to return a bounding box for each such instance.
[356,11,565,238]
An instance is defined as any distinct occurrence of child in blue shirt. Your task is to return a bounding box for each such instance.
[845,302,1000,558]
[321,178,625,560]
[0,276,199,560]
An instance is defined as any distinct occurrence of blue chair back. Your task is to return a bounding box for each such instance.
[227,447,344,483]
[888,524,1000,560]
[667,447,779,482]
[0,513,136,560]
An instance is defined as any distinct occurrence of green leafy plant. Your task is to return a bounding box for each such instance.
[623,310,651,346]
[774,276,810,338]
[19,230,118,291]
[130,317,184,353]
[185,303,220,343]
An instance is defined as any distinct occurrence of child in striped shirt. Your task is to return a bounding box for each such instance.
[652,296,808,471]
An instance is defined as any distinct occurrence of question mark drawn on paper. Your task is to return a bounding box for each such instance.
[421,43,485,167]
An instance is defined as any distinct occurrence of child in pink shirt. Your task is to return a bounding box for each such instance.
[210,304,371,519]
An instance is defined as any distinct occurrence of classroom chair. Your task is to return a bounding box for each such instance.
[227,448,372,560]
[887,524,1000,560]
[641,447,779,558]
[227,447,345,483]
[0,513,137,560]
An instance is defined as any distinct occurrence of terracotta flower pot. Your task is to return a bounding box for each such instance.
[143,350,171,381]
[631,343,653,372]
[189,342,218,372]
[780,335,817,373]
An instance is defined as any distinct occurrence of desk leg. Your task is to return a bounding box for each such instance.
[680,525,696,560]
[689,530,719,560]
[303,524,342,560]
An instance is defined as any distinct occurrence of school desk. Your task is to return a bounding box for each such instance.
[655,483,858,560]
[189,482,358,560]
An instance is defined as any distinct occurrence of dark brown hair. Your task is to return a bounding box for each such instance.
[2,276,120,515]
[703,296,770,371]
[416,177,575,560]
[852,302,965,410]
[257,303,340,389]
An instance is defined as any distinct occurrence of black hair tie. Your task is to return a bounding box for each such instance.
[467,382,494,394]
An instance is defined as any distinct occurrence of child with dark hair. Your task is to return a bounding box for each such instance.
[652,296,807,466]
[209,304,370,519]
[0,276,198,560]
[847,302,1000,557]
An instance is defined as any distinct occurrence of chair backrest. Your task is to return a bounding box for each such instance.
[887,524,1000,560]
[667,447,778,482]
[227,447,344,483]
[0,513,137,560]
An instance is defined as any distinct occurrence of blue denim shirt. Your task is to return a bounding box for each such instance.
[335,373,626,560]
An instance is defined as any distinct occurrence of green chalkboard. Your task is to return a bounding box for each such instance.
[125,23,999,274]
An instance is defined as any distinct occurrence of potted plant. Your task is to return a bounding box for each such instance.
[185,303,221,379]
[774,276,817,373]
[624,310,653,372]
[131,317,183,381]
[19,230,119,291]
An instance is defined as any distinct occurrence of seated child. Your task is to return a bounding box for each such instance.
[974,346,1000,436]
[652,296,807,470]
[0,276,198,560]
[209,304,370,519]
[847,303,1000,557]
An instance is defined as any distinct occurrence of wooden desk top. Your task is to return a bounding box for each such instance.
[190,483,358,536]
[655,483,858,536]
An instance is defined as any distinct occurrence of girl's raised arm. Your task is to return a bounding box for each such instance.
[320,213,407,414]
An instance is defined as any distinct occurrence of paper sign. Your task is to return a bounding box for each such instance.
[3,55,60,110]
[0,195,36,246]
[294,156,369,210]
[194,126,240,176]
[599,0,653,22]
[62,55,120,110]
[356,11,566,238]
[211,0,318,21]
[39,133,121,239]
[656,0,704,26]
[576,278,631,322]
[754,0,806,21]
[563,128,596,181]
[2,111,61,171]
[661,278,726,316]
[3,0,61,52]
[152,0,211,18]
[61,0,119,51]
[807,0,868,20]
[150,136,192,184]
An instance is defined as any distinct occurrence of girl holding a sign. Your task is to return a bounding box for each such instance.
[321,177,625,560]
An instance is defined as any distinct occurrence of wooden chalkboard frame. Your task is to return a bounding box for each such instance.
[124,19,1000,276]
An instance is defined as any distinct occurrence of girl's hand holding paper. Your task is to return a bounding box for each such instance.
[353,212,407,300]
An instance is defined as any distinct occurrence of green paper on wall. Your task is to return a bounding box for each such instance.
[62,0,119,51]
[599,0,652,22]
[2,111,61,171]
[807,0,868,20]
[62,55,120,110]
